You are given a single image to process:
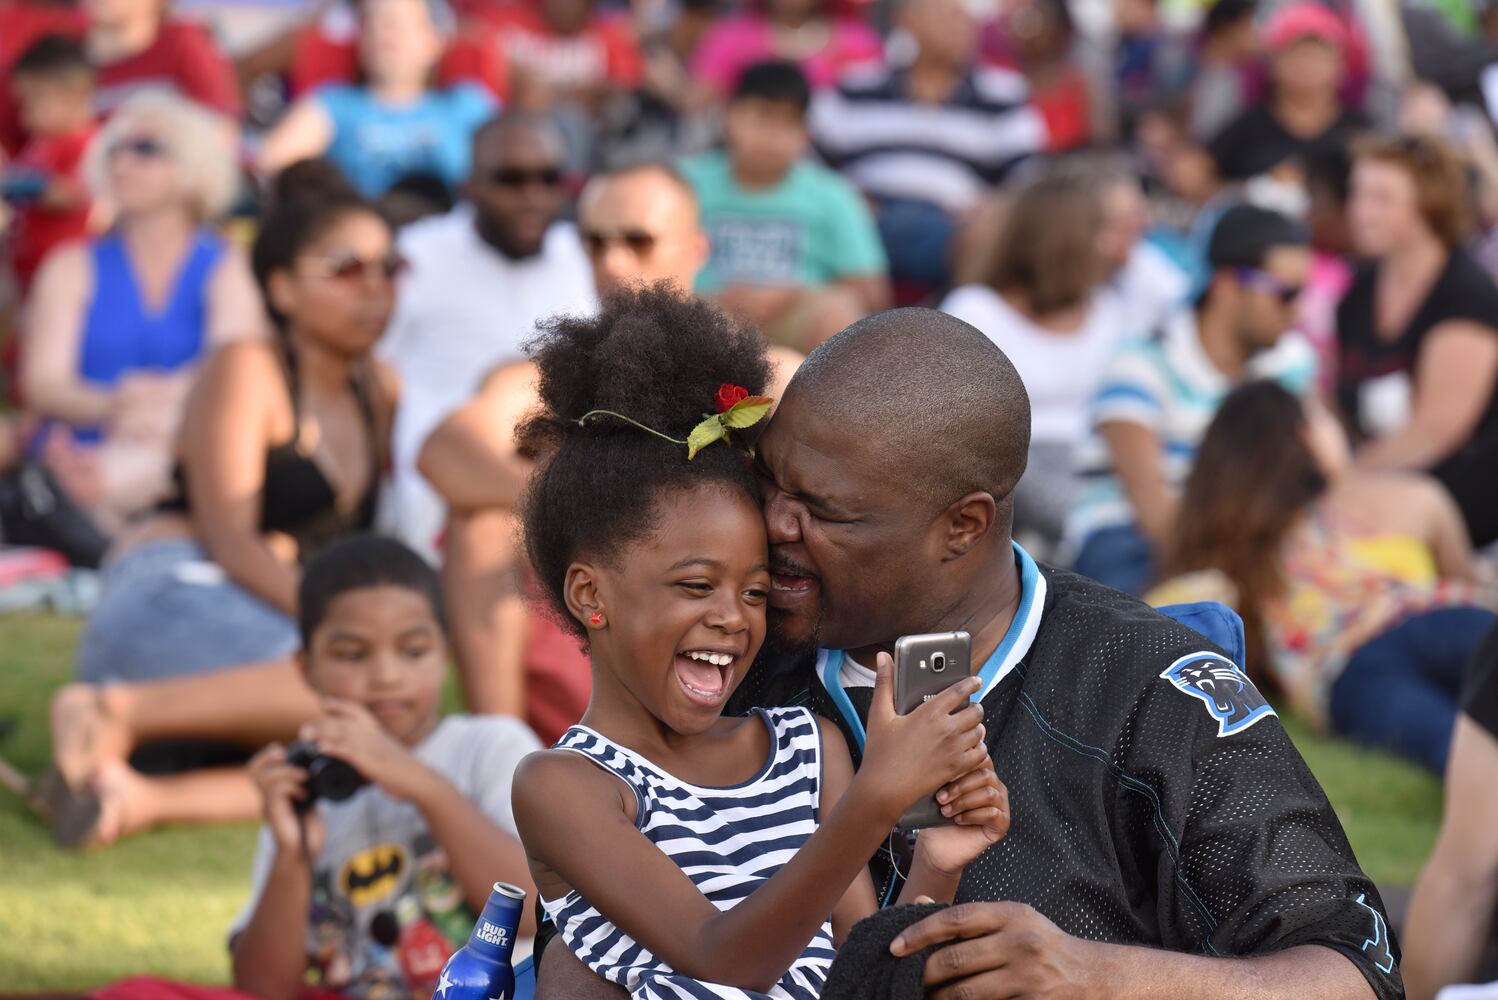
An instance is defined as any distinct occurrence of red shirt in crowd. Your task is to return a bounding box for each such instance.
[6,123,95,291]
[91,20,242,118]
[478,6,643,94]
[288,23,508,102]
[1,12,240,155]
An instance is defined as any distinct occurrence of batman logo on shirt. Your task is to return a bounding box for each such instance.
[1160,652,1276,738]
[340,844,408,907]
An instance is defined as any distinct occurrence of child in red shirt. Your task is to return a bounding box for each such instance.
[4,34,95,294]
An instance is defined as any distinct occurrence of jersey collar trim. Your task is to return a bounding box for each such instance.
[814,542,1046,751]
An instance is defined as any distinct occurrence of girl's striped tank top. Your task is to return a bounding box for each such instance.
[541,706,836,999]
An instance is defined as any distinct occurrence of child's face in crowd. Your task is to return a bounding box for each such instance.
[14,74,93,136]
[270,208,399,354]
[586,486,770,736]
[302,585,448,747]
[725,99,808,183]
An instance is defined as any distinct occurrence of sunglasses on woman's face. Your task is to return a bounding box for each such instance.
[107,136,168,161]
[582,228,659,259]
[300,252,409,283]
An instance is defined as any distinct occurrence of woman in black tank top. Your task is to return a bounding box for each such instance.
[1337,134,1498,547]
[46,163,403,846]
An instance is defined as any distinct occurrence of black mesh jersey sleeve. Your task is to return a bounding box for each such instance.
[949,569,1402,1000]
[1126,653,1403,1000]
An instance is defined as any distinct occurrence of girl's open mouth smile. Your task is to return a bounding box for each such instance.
[673,649,739,708]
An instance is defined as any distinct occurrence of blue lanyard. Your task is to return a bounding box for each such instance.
[817,543,1039,753]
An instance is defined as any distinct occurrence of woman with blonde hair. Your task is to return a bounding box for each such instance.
[940,170,1128,548]
[45,160,401,847]
[21,91,265,531]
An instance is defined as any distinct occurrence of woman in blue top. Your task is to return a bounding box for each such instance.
[22,91,266,531]
[259,0,496,197]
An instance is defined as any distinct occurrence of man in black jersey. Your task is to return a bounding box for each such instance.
[537,308,1401,999]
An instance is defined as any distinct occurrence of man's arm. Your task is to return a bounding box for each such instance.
[1403,714,1498,1000]
[893,624,1402,1000]
[1099,420,1177,545]
[894,904,1373,1000]
[416,361,539,512]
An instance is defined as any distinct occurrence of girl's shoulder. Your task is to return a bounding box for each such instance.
[513,746,641,825]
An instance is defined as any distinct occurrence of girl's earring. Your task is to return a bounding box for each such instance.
[590,613,606,627]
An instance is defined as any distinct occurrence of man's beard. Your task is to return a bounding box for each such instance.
[767,604,823,657]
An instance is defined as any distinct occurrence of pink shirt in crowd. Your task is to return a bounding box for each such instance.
[690,14,882,93]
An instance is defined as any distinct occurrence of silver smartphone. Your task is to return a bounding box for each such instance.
[892,630,973,830]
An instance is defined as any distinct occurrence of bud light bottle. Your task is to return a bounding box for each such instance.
[432,881,526,1000]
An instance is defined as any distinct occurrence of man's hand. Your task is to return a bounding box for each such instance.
[915,761,1011,877]
[247,742,323,859]
[301,699,432,803]
[891,902,1101,1000]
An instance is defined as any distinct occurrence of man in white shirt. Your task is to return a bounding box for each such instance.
[379,113,597,559]
[415,163,802,724]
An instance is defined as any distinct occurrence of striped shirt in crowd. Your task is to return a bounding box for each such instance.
[541,707,835,1000]
[1065,310,1318,549]
[809,63,1048,216]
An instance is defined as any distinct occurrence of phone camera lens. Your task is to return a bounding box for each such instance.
[932,653,946,673]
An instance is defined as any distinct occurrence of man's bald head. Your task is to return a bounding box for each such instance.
[471,113,566,169]
[789,308,1031,509]
[578,163,709,294]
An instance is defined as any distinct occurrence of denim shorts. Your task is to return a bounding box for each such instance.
[76,539,300,684]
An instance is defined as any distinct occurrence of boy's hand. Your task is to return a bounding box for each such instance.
[302,699,431,802]
[858,653,988,825]
[248,742,323,859]
[915,759,1011,876]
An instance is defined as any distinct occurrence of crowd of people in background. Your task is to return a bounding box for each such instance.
[5,0,1498,997]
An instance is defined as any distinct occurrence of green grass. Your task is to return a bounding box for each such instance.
[0,614,1445,991]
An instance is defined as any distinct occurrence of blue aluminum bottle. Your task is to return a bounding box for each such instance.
[432,881,526,1000]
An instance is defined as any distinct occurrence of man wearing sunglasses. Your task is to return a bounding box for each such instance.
[1066,203,1317,596]
[416,161,803,735]
[378,113,596,563]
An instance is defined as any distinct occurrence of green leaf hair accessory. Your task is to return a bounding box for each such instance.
[687,384,774,459]
[575,384,774,460]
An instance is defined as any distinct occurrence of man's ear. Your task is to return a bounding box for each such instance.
[563,562,604,627]
[940,491,998,558]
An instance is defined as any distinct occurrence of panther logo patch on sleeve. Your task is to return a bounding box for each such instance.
[1160,652,1276,737]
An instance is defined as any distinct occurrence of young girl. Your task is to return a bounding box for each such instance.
[511,286,1009,998]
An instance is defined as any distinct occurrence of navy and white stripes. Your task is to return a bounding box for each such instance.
[542,707,835,1000]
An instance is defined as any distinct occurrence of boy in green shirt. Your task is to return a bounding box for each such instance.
[679,60,890,351]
